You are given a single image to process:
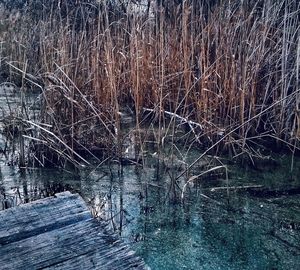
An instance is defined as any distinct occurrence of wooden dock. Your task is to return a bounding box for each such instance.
[0,191,147,270]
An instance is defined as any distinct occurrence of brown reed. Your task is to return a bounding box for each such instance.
[0,0,299,167]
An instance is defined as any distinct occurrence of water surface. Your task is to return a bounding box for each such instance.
[0,84,300,269]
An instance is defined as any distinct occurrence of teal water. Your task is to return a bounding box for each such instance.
[0,85,300,269]
[0,157,299,270]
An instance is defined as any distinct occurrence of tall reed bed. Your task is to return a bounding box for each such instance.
[0,0,299,166]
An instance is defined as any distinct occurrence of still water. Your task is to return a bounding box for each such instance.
[0,84,300,269]
[0,156,299,270]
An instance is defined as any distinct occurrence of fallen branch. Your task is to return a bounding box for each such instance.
[143,107,203,129]
[209,185,263,192]
[181,165,228,200]
[143,107,208,144]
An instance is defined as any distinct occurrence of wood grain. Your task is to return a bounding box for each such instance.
[0,192,146,269]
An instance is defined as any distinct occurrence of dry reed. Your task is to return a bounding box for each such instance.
[0,0,299,167]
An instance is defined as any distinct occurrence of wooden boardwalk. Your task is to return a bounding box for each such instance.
[0,192,147,270]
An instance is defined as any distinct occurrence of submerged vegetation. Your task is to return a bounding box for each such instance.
[0,0,299,169]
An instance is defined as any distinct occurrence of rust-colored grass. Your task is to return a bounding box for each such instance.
[0,0,299,166]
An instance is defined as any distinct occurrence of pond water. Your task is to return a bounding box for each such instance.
[1,152,300,269]
[0,85,300,269]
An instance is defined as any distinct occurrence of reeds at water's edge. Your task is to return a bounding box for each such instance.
[0,0,299,168]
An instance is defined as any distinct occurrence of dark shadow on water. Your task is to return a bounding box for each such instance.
[0,158,299,269]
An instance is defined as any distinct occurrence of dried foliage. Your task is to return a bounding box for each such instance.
[0,0,299,166]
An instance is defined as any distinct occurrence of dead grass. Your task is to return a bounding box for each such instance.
[0,0,299,167]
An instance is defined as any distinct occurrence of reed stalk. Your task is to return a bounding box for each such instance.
[0,0,299,167]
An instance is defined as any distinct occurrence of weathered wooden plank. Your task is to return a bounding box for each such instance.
[0,219,145,269]
[0,192,146,269]
[0,191,91,245]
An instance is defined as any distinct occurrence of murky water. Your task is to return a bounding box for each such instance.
[1,85,300,269]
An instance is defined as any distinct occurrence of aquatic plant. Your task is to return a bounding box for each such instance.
[0,0,299,168]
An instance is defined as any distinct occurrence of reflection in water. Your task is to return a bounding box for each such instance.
[1,72,300,269]
[1,161,299,269]
[0,83,300,268]
[0,165,76,210]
